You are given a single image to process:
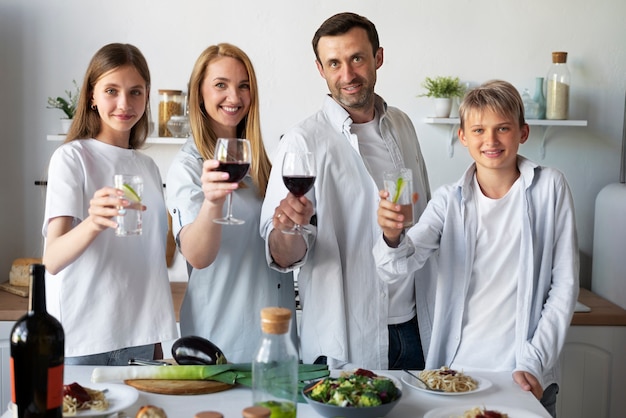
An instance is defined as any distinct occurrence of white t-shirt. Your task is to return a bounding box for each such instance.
[351,115,415,326]
[43,139,178,357]
[451,175,520,371]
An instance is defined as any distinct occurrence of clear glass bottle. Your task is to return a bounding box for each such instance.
[158,89,184,137]
[10,264,65,418]
[545,51,570,120]
[252,307,298,418]
[522,88,539,120]
[533,77,547,119]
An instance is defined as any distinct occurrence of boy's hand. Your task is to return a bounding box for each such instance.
[377,190,405,247]
[512,371,543,400]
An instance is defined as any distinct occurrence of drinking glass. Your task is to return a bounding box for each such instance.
[383,168,414,228]
[114,174,143,236]
[281,151,316,235]
[213,138,251,225]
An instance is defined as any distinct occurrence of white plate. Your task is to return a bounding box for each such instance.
[424,404,544,418]
[63,382,138,417]
[401,373,492,396]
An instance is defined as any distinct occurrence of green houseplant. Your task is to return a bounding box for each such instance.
[419,76,464,99]
[418,76,464,118]
[47,80,80,119]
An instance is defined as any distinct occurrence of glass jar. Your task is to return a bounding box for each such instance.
[166,115,190,138]
[158,89,184,137]
[242,406,271,418]
[545,52,570,120]
[533,77,547,119]
[252,307,298,418]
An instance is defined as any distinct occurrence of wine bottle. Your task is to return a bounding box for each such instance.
[10,263,65,418]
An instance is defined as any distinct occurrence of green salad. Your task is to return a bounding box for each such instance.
[305,369,400,407]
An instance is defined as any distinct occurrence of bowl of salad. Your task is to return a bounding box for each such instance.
[302,369,402,418]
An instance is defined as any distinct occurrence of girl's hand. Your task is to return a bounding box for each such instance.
[377,190,405,247]
[88,186,128,231]
[201,159,239,206]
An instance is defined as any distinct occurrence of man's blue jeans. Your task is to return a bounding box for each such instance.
[388,316,424,370]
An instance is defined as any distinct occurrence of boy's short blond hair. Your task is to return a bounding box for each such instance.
[459,80,526,130]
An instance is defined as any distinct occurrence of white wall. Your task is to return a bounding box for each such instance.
[0,0,625,288]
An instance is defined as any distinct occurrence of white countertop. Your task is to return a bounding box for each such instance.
[3,366,551,418]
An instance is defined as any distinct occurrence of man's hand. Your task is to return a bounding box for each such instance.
[512,370,543,400]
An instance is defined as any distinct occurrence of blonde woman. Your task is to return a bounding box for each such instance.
[167,43,297,362]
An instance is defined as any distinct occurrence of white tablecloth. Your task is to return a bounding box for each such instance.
[4,366,551,417]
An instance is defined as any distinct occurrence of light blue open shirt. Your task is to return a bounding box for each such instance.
[260,95,434,369]
[167,138,297,363]
[374,156,579,388]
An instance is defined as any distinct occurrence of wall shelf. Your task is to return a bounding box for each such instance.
[424,118,588,158]
[46,135,187,145]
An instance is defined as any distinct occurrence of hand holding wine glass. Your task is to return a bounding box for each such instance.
[281,151,316,234]
[213,138,251,225]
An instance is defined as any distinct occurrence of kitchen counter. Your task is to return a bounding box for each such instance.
[1,283,625,326]
[0,282,187,322]
[2,367,552,418]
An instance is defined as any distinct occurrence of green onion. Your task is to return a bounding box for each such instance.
[91,363,329,403]
[392,177,406,204]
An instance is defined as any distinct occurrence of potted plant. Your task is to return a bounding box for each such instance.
[418,76,465,118]
[47,80,79,134]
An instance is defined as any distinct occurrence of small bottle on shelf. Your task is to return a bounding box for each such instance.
[545,51,570,120]
[10,263,65,418]
[252,307,298,418]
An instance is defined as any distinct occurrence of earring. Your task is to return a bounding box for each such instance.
[91,104,97,110]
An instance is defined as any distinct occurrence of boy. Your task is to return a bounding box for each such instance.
[374,80,578,417]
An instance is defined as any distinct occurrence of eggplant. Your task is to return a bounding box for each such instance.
[171,335,228,365]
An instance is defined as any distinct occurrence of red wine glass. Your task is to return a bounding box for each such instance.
[282,151,316,234]
[213,138,251,225]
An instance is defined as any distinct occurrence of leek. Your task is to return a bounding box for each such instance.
[91,363,329,403]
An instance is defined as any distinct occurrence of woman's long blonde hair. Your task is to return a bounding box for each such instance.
[188,43,271,197]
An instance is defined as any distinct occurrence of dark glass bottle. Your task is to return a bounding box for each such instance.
[10,263,65,417]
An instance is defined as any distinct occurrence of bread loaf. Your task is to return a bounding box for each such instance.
[9,258,42,287]
[135,405,168,418]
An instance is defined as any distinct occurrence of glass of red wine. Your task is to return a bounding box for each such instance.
[213,138,251,225]
[282,151,316,235]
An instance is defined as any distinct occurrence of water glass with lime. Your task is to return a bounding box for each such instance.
[383,168,414,228]
[114,174,143,236]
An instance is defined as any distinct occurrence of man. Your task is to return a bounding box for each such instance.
[260,12,434,370]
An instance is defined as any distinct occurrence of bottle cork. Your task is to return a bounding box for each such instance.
[260,307,292,335]
[552,51,568,64]
[194,412,224,418]
[242,405,272,418]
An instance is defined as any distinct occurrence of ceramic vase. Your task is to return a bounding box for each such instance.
[433,98,452,118]
[60,118,73,134]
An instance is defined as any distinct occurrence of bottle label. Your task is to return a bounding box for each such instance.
[10,358,64,409]
[47,363,64,408]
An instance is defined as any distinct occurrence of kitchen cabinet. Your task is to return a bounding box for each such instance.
[424,117,588,158]
[557,289,626,418]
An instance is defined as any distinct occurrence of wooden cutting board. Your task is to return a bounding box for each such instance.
[124,379,234,395]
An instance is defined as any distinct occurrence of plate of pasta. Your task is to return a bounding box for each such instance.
[423,404,545,418]
[62,382,138,417]
[401,367,491,396]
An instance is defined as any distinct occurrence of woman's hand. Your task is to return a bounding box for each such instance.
[201,159,239,206]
